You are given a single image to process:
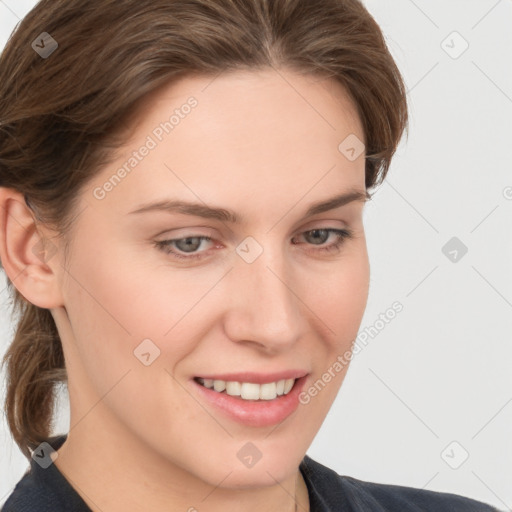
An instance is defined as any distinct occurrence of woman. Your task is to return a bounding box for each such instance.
[0,0,500,510]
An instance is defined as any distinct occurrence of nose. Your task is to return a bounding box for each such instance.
[222,240,305,353]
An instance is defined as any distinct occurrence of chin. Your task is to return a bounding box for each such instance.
[216,463,298,489]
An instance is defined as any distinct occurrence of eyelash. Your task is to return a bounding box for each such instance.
[153,228,354,261]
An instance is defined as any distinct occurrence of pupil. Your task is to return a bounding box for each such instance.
[177,237,200,252]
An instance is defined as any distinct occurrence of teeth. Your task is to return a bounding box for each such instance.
[226,381,241,396]
[284,378,294,394]
[241,382,260,400]
[213,380,226,392]
[259,382,276,400]
[197,378,296,400]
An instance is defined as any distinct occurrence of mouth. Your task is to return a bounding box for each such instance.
[194,377,296,401]
[191,372,309,427]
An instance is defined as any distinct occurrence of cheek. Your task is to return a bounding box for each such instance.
[306,240,370,341]
[60,242,209,392]
[60,249,211,438]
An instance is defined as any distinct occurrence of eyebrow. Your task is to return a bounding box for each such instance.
[128,189,370,223]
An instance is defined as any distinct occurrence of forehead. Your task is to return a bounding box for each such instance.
[86,68,366,217]
[140,67,363,135]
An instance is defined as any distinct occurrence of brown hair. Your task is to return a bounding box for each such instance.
[0,0,408,459]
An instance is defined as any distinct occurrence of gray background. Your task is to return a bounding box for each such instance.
[0,0,511,509]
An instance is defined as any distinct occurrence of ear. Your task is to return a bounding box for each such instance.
[0,187,65,309]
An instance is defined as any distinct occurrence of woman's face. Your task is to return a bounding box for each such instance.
[51,68,370,488]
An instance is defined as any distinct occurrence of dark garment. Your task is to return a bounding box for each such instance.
[2,435,499,511]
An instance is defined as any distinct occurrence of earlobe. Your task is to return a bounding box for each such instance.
[0,187,64,309]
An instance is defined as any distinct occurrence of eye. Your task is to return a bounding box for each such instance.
[154,228,354,261]
[154,236,214,260]
[291,228,353,254]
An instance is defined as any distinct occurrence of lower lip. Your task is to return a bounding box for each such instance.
[192,376,308,427]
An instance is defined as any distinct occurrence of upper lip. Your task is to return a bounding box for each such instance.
[194,370,308,384]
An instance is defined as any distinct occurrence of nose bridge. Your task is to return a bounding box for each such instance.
[225,236,302,347]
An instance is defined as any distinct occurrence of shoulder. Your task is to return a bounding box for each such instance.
[300,455,500,512]
[2,467,58,512]
[2,436,91,512]
[339,475,499,512]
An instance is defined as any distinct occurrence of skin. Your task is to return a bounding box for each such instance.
[0,67,370,512]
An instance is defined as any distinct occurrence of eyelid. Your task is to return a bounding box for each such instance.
[154,221,349,243]
[153,227,221,244]
[154,226,353,261]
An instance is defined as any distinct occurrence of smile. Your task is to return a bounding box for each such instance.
[195,377,296,401]
[191,372,309,427]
